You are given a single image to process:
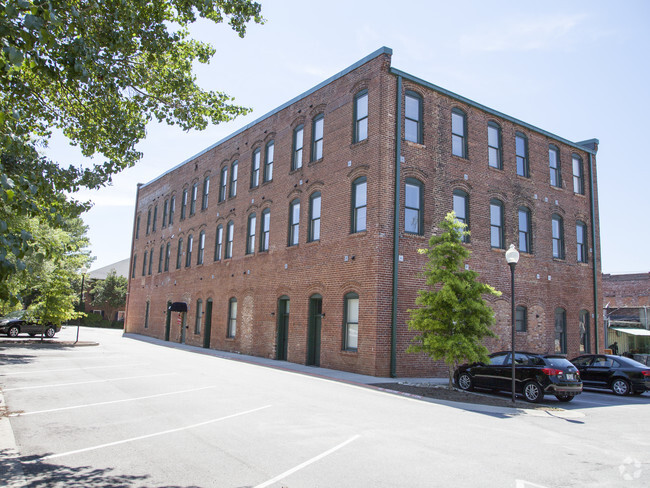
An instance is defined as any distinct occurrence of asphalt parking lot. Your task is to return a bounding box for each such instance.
[1,327,649,487]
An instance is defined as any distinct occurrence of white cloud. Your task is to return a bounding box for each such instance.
[460,13,588,53]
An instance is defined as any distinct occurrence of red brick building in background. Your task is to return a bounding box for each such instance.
[125,47,603,377]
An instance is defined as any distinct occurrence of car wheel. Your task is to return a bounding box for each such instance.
[523,381,544,403]
[457,373,473,391]
[555,393,574,402]
[611,378,630,396]
[8,325,20,338]
[45,327,56,338]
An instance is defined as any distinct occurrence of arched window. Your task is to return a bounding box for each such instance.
[487,121,502,169]
[142,250,148,276]
[202,176,210,210]
[190,182,198,215]
[579,310,590,353]
[490,199,504,249]
[552,214,565,259]
[230,160,238,198]
[343,292,360,351]
[247,213,257,254]
[225,221,234,259]
[515,132,529,177]
[214,224,223,261]
[169,195,175,225]
[164,242,171,272]
[312,114,324,161]
[260,209,271,252]
[309,192,321,242]
[352,177,367,233]
[292,125,304,170]
[451,108,467,158]
[264,141,274,182]
[288,199,300,246]
[515,305,527,332]
[572,154,584,195]
[197,230,205,265]
[555,308,567,353]
[518,206,532,254]
[219,166,228,202]
[176,238,183,269]
[405,91,423,144]
[227,298,237,338]
[158,244,164,273]
[185,234,193,267]
[404,178,423,235]
[549,145,561,188]
[576,220,588,263]
[353,90,368,143]
[453,189,469,243]
[251,148,261,188]
[195,299,203,334]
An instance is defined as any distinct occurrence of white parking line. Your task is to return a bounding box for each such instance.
[1,363,148,375]
[253,435,361,488]
[9,386,218,417]
[2,373,173,391]
[33,405,272,461]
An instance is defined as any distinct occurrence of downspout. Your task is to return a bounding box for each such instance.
[124,183,142,335]
[588,153,599,353]
[390,75,402,377]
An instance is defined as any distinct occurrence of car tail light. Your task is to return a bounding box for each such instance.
[642,371,650,377]
[542,368,563,376]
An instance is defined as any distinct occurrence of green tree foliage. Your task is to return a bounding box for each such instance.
[0,0,263,280]
[408,212,501,388]
[89,270,127,320]
[0,214,92,325]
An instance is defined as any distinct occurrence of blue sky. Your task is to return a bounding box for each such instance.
[48,0,650,273]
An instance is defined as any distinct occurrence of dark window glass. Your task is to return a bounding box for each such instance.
[343,292,359,351]
[169,196,175,226]
[312,115,324,161]
[515,305,527,332]
[552,214,565,259]
[185,234,193,267]
[146,209,151,235]
[488,122,502,169]
[453,189,469,242]
[264,141,274,183]
[202,177,210,210]
[518,207,532,253]
[251,149,260,188]
[181,189,188,220]
[352,177,367,233]
[516,133,529,177]
[176,238,183,269]
[354,90,368,143]
[197,230,205,265]
[227,298,237,338]
[577,220,588,263]
[142,250,147,276]
[158,244,164,273]
[152,205,158,232]
[260,209,270,252]
[292,126,304,170]
[451,109,467,158]
[549,145,561,187]
[247,213,256,254]
[164,242,171,272]
[214,225,223,261]
[131,254,137,278]
[195,299,202,334]
[309,192,321,242]
[405,92,422,144]
[579,310,590,353]
[190,183,198,215]
[404,179,422,235]
[162,200,169,227]
[230,160,238,197]
[490,199,504,249]
[147,248,153,275]
[219,166,228,202]
[226,221,234,259]
[289,199,300,246]
[572,155,584,194]
[555,308,567,353]
[135,215,140,239]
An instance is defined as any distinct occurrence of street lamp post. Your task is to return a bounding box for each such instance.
[505,244,520,403]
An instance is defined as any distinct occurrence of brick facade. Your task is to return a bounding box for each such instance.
[603,273,650,308]
[125,47,603,377]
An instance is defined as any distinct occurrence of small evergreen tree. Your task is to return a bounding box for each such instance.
[408,212,501,388]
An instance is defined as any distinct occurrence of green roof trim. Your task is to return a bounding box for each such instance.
[141,47,393,189]
[390,67,598,156]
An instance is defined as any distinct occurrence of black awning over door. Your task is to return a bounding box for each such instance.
[169,302,188,312]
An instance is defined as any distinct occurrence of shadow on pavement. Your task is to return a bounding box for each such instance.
[0,449,201,488]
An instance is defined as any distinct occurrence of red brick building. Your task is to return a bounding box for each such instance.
[125,47,603,377]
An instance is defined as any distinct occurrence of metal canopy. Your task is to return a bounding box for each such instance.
[611,327,650,337]
[169,302,188,312]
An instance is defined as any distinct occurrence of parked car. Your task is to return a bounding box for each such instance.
[454,351,583,403]
[0,310,60,338]
[570,354,650,396]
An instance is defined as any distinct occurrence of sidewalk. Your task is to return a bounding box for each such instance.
[123,332,448,387]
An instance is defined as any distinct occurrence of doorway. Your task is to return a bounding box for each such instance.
[277,297,290,360]
[203,299,213,349]
[307,295,322,366]
[165,301,172,341]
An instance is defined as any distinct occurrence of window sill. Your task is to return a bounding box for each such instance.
[350,138,369,149]
[404,140,426,149]
[341,349,358,355]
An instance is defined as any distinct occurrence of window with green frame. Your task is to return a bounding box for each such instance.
[404,178,423,235]
[490,199,504,249]
[312,115,324,161]
[309,192,321,242]
[451,108,467,158]
[292,125,304,170]
[353,90,368,143]
[351,177,367,233]
[488,121,502,169]
[552,214,565,259]
[405,91,422,144]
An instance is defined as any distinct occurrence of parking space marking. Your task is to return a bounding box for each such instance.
[253,435,361,488]
[9,386,218,417]
[1,363,148,376]
[2,373,173,392]
[33,405,272,462]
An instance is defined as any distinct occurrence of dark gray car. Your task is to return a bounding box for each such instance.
[0,310,60,338]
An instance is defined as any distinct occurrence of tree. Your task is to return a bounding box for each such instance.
[89,270,128,321]
[0,0,263,281]
[407,212,501,389]
[0,214,92,326]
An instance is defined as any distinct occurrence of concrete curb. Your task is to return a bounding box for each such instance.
[0,391,26,487]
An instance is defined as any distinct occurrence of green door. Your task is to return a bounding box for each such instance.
[277,297,290,360]
[165,301,172,341]
[307,295,322,366]
[203,299,213,348]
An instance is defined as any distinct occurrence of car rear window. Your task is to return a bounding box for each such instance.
[544,357,574,368]
[617,356,649,369]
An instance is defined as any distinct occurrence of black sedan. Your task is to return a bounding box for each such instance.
[0,310,60,338]
[570,354,650,396]
[454,351,583,403]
